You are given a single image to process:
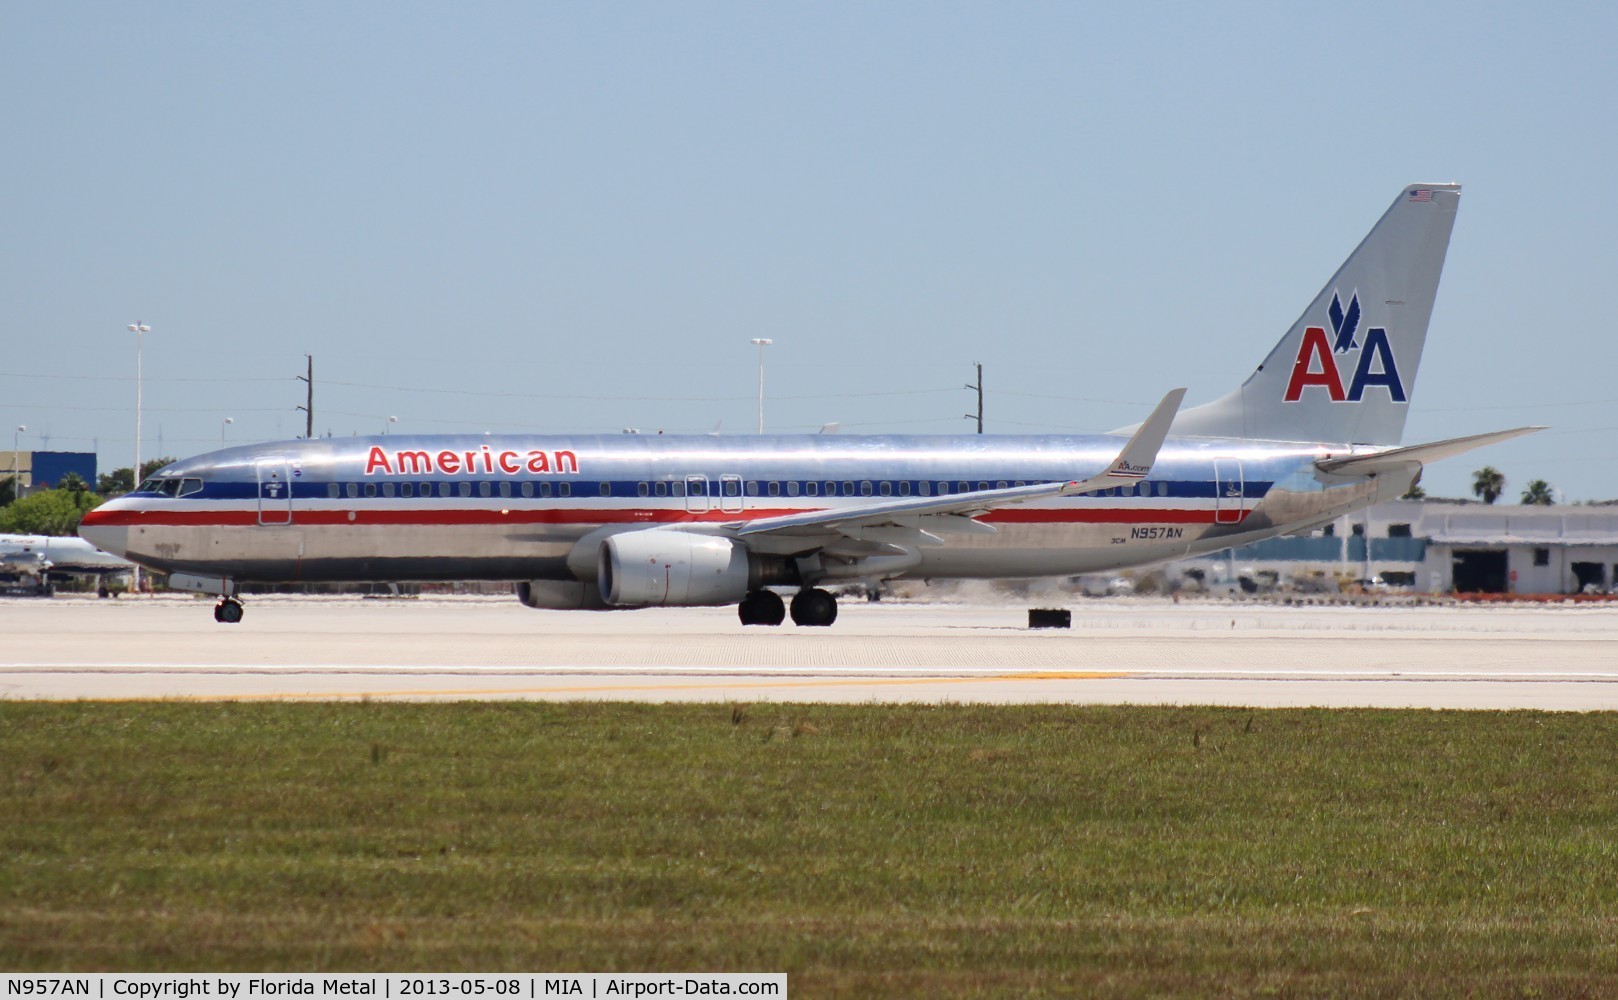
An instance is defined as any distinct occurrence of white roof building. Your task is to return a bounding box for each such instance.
[1185,500,1618,595]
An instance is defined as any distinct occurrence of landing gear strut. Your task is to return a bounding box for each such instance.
[213,598,244,624]
[738,589,786,626]
[789,587,838,627]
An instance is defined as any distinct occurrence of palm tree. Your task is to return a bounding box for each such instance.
[1521,479,1555,506]
[1472,466,1506,505]
[1401,483,1427,500]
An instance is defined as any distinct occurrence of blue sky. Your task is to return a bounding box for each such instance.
[4,1,1615,500]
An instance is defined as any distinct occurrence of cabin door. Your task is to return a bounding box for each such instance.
[684,475,710,513]
[256,460,293,526]
[718,473,744,513]
[1213,459,1244,525]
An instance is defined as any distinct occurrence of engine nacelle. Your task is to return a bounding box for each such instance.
[515,579,614,611]
[599,529,755,607]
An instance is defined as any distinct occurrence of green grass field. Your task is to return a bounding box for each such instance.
[5,702,1618,997]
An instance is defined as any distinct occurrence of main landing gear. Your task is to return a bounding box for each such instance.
[213,598,244,624]
[737,587,839,626]
[789,587,838,627]
[738,589,786,626]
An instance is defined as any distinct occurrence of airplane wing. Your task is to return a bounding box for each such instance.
[729,388,1186,541]
[1316,426,1546,478]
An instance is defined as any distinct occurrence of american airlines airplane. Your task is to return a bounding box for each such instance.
[79,184,1537,625]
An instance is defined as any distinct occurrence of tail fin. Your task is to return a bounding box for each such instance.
[1167,184,1461,445]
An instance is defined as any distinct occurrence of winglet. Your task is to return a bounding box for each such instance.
[1063,388,1186,495]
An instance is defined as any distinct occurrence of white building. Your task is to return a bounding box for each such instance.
[1183,500,1618,596]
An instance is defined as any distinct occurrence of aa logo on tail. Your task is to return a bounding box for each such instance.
[1283,291,1406,403]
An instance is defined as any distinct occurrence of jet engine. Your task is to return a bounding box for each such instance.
[515,579,614,610]
[599,529,786,607]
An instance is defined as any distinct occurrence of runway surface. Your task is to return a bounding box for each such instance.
[4,593,1616,708]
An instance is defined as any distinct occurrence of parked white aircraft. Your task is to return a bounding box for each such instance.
[80,184,1538,624]
[0,533,134,596]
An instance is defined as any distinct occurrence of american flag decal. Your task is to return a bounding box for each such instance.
[1408,189,1433,202]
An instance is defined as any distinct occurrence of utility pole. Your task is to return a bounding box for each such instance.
[127,322,150,595]
[750,338,773,433]
[295,355,313,438]
[964,362,983,434]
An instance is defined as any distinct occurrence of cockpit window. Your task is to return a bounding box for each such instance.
[178,478,203,497]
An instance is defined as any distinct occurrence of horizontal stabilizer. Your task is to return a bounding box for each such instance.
[1316,426,1546,478]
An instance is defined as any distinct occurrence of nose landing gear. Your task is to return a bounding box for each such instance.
[213,598,244,624]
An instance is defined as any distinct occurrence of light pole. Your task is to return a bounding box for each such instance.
[750,338,773,434]
[221,417,233,444]
[11,425,23,499]
[128,322,149,594]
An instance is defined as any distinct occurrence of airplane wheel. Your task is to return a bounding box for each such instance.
[738,590,786,626]
[214,599,244,624]
[789,587,838,627]
[98,587,111,599]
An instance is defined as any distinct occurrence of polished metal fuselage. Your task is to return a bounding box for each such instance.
[79,432,1399,585]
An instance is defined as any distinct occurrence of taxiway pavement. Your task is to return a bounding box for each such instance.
[2,594,1615,709]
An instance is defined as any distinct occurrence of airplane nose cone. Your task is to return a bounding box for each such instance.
[78,511,129,558]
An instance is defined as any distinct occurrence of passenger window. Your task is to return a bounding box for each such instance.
[723,480,739,497]
[919,481,931,497]
[860,481,874,496]
[805,482,819,497]
[401,483,414,498]
[521,482,533,498]
[499,482,512,498]
[958,482,970,493]
[599,482,611,497]
[978,482,989,492]
[364,483,377,498]
[899,481,911,496]
[382,482,396,497]
[560,483,572,498]
[878,482,891,496]
[671,481,685,498]
[327,483,340,499]
[439,483,452,498]
[539,483,552,498]
[767,481,780,497]
[844,481,855,496]
[1159,482,1169,496]
[996,481,1008,490]
[654,482,667,497]
[786,481,799,497]
[458,483,471,498]
[179,478,203,497]
[745,481,759,497]
[476,482,490,497]
[1015,481,1026,488]
[1120,484,1134,496]
[637,482,649,497]
[346,483,359,499]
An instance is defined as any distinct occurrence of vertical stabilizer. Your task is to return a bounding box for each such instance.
[1166,184,1460,445]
